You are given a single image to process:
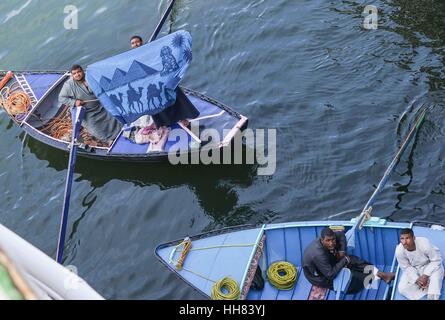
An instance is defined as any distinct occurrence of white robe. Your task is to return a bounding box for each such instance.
[395,237,444,300]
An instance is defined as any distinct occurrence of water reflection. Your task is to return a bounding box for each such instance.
[24,135,258,222]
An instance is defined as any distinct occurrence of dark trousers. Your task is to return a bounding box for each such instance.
[345,255,374,294]
[152,88,200,127]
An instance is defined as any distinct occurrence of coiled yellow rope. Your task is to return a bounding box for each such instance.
[168,238,257,300]
[267,261,298,290]
[211,277,241,300]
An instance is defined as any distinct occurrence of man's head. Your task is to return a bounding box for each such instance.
[400,228,416,251]
[131,35,143,49]
[71,65,85,82]
[320,227,336,251]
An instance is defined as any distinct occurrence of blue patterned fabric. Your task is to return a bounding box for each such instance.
[86,30,193,124]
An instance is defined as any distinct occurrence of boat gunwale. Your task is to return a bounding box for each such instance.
[411,220,445,229]
[263,220,411,231]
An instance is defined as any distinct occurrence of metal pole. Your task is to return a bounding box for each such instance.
[148,0,177,43]
[346,106,428,248]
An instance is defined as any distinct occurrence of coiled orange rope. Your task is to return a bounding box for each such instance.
[38,106,71,141]
[39,105,107,147]
[0,87,31,117]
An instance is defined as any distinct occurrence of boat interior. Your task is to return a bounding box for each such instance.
[156,221,445,300]
[4,72,243,154]
[248,224,400,300]
[247,223,445,300]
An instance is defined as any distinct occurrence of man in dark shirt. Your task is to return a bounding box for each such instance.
[302,228,395,293]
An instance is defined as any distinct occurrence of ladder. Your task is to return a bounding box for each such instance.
[15,74,38,106]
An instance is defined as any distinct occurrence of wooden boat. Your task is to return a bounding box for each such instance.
[155,219,445,300]
[0,224,103,300]
[0,70,248,162]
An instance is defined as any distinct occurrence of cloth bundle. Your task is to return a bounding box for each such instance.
[123,115,170,152]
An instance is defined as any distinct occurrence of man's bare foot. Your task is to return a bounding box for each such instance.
[378,272,396,283]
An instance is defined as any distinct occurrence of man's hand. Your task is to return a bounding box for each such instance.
[336,251,346,260]
[75,100,84,107]
[415,275,430,289]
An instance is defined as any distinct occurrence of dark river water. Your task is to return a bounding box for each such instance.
[0,0,444,299]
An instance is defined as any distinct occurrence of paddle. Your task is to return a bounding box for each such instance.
[346,106,429,249]
[148,0,178,43]
[56,106,85,263]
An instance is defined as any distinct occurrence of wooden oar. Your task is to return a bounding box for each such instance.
[56,107,85,263]
[148,0,177,43]
[346,106,429,249]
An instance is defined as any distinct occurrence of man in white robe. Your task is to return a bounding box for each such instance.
[395,228,444,300]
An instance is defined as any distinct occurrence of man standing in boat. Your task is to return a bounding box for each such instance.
[302,228,395,294]
[59,65,123,145]
[129,36,200,128]
[396,228,444,300]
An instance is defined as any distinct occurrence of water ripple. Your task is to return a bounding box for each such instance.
[1,0,444,300]
[93,7,108,18]
[3,0,33,24]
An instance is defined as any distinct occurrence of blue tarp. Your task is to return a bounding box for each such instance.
[86,30,193,124]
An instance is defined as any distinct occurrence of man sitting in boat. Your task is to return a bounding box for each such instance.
[302,227,395,294]
[59,65,123,145]
[129,36,200,129]
[396,228,444,300]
